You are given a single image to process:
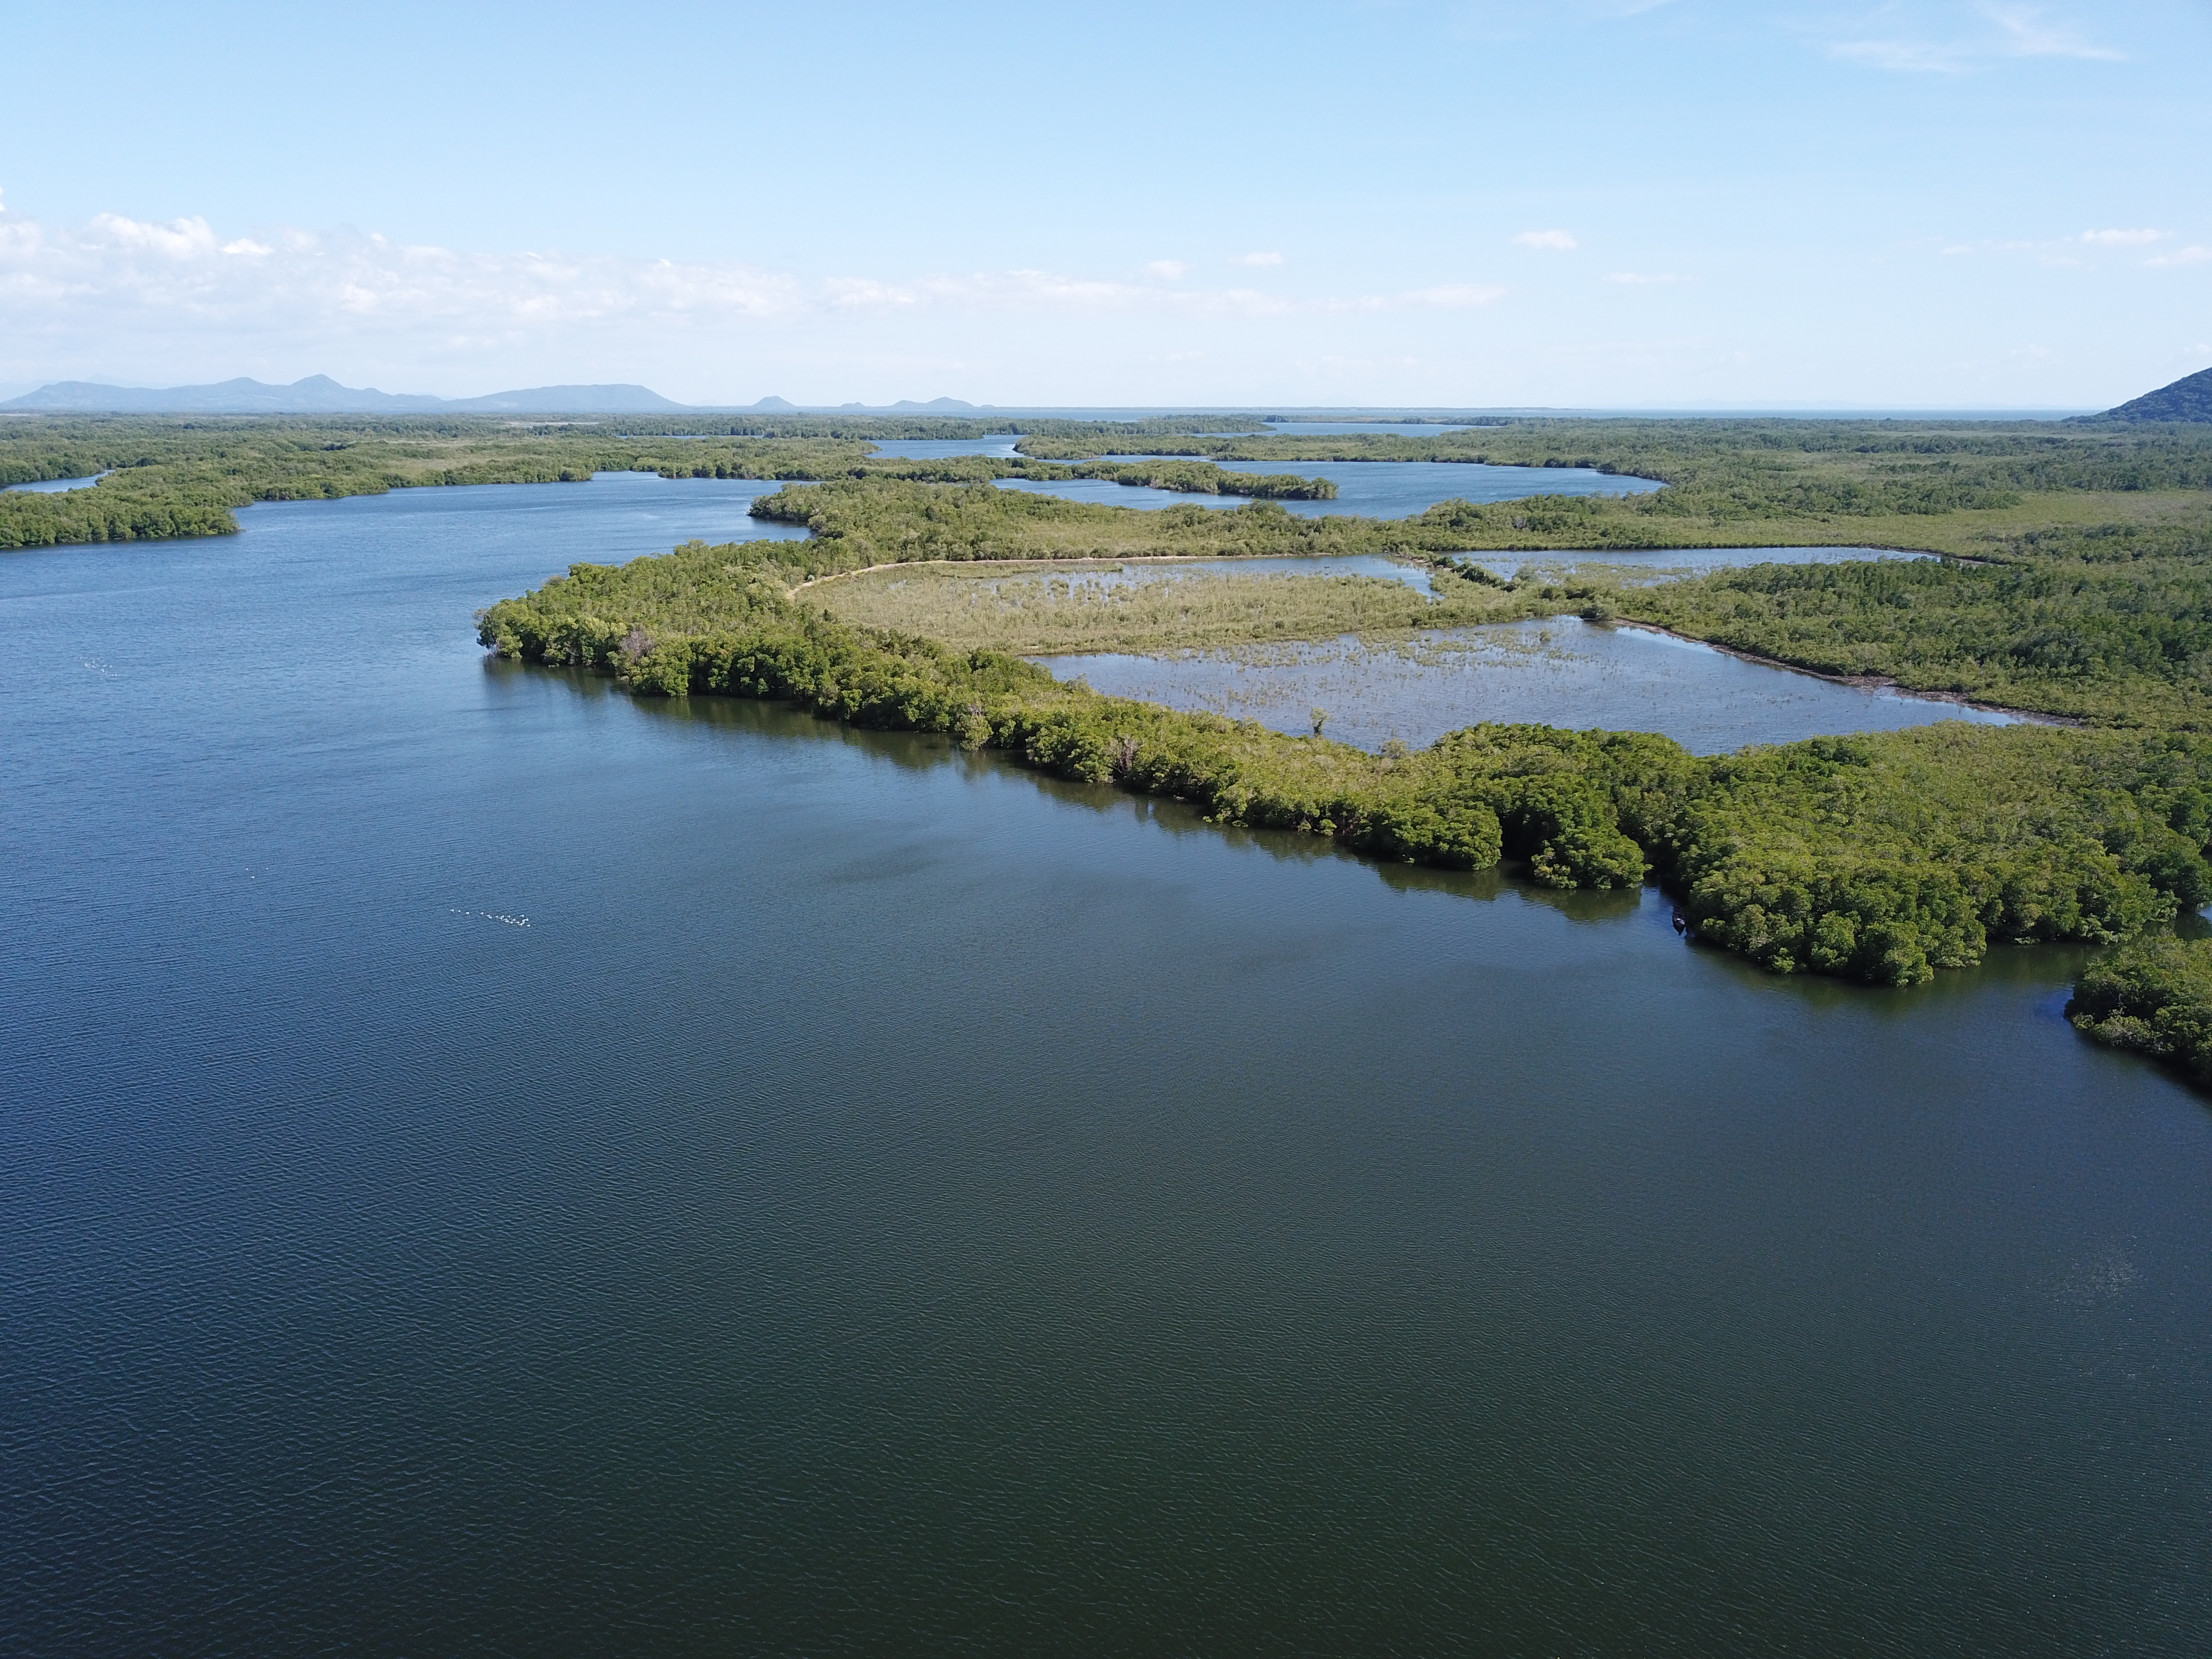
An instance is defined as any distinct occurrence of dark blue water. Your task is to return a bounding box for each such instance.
[6,475,2211,1655]
[999,460,1660,520]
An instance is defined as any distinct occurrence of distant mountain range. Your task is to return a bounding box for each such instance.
[0,377,1003,416]
[31,374,2178,421]
[0,375,775,415]
[2094,367,2212,423]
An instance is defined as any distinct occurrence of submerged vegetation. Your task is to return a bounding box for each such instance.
[750,474,2212,729]
[812,565,1523,655]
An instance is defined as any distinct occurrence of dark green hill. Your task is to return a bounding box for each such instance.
[2094,366,2212,423]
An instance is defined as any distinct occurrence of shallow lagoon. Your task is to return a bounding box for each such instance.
[4,473,2208,1653]
[1481,543,1932,580]
[884,552,1442,598]
[922,544,1932,606]
[1044,615,2020,754]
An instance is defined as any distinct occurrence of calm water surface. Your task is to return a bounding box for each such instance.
[5,475,2210,1655]
[948,545,1929,602]
[2,472,106,493]
[913,552,1441,597]
[999,459,1660,519]
[1262,420,1481,435]
[1483,544,1932,580]
[1044,615,2021,754]
[865,436,1025,460]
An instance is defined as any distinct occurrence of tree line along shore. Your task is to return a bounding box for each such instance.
[13,412,2212,1079]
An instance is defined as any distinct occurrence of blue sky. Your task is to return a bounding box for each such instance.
[2,1,2205,407]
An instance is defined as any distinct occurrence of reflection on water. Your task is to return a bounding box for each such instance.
[1041,615,2018,755]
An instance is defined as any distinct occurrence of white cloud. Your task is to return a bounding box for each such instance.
[0,208,1528,397]
[0,212,1516,342]
[1313,284,1507,314]
[1823,3,2124,74]
[88,212,220,258]
[1828,36,1967,72]
[1514,229,1579,251]
[825,268,1297,317]
[1401,284,1507,308]
[1232,251,1285,267]
[1940,229,2200,265]
[822,277,916,309]
[1606,272,1687,284]
[0,212,805,330]
[1982,3,2125,61]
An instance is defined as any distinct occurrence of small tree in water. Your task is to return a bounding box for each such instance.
[1311,707,1328,737]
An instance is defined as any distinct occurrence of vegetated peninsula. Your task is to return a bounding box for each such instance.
[0,414,1332,549]
[14,394,2212,1077]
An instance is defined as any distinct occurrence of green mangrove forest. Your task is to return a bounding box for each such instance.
[0,413,1333,550]
[15,409,2212,1074]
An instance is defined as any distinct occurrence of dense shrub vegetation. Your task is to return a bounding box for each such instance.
[1629,553,2212,725]
[0,415,1317,550]
[12,411,2210,558]
[2067,937,2212,1083]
